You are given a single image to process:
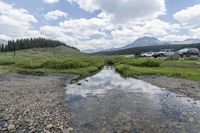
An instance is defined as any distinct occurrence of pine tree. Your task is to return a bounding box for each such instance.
[0,44,2,52]
[3,38,79,52]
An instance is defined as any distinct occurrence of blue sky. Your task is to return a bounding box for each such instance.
[0,0,200,51]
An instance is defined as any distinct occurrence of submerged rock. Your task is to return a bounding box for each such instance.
[77,83,82,86]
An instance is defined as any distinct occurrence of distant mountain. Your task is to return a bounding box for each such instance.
[123,36,163,49]
[94,43,200,55]
[102,36,166,52]
[168,38,200,44]
[94,36,200,55]
[123,37,200,49]
[0,39,8,45]
[102,37,200,53]
[82,48,105,53]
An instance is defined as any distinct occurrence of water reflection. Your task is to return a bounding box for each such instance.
[67,66,163,97]
[66,66,200,133]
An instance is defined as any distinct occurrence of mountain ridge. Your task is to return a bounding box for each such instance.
[93,36,200,53]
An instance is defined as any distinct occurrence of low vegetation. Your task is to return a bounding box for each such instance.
[0,46,104,77]
[0,40,200,81]
[112,56,200,81]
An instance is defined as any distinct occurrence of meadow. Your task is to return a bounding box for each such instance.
[112,56,200,81]
[0,46,200,81]
[0,46,104,77]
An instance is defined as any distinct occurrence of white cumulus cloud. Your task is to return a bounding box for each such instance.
[189,28,200,38]
[43,0,59,4]
[45,10,68,20]
[0,1,42,40]
[173,4,200,27]
[68,0,166,23]
[1,0,196,51]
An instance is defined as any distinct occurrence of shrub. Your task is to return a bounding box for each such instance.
[0,56,15,65]
[15,61,42,69]
[106,58,114,65]
[140,59,161,67]
[0,59,15,65]
[185,57,199,61]
[115,64,130,76]
[41,59,89,69]
[165,55,180,61]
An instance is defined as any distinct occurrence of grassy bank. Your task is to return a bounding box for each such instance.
[113,56,200,81]
[0,46,105,77]
[1,47,200,81]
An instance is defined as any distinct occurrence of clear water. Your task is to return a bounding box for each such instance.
[66,66,200,133]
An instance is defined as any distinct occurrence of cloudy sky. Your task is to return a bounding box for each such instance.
[0,0,200,51]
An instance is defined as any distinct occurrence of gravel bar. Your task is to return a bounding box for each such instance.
[0,73,77,133]
[139,76,200,100]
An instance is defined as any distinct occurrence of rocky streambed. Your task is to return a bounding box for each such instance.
[0,73,77,133]
[1,66,200,133]
[139,76,200,101]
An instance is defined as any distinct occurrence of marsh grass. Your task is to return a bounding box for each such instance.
[113,56,200,81]
[0,47,105,77]
[114,57,161,67]
[1,47,200,81]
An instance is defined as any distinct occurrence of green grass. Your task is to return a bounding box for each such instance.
[0,46,105,77]
[113,56,200,81]
[1,47,200,81]
[0,66,12,75]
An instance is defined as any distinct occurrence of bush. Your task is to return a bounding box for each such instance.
[0,57,15,65]
[0,59,15,65]
[165,55,180,61]
[106,58,114,65]
[115,58,161,67]
[115,64,130,76]
[185,57,199,61]
[140,59,161,67]
[41,59,89,69]
[15,61,42,69]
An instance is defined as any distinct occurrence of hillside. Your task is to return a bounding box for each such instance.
[0,46,104,77]
[95,43,200,55]
[0,38,79,52]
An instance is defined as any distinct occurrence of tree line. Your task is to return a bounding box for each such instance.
[0,38,79,52]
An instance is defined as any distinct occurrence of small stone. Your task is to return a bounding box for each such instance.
[7,124,15,131]
[59,126,64,131]
[46,124,53,129]
[68,127,73,132]
[189,117,194,123]
[77,83,82,86]
[71,80,75,83]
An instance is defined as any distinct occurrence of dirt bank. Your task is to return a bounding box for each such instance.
[0,73,77,133]
[138,76,200,100]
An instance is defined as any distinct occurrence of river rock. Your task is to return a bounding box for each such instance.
[7,124,15,131]
[67,127,73,132]
[189,117,194,123]
[46,124,53,129]
[77,83,82,86]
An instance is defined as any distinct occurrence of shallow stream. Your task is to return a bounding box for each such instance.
[66,66,200,133]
